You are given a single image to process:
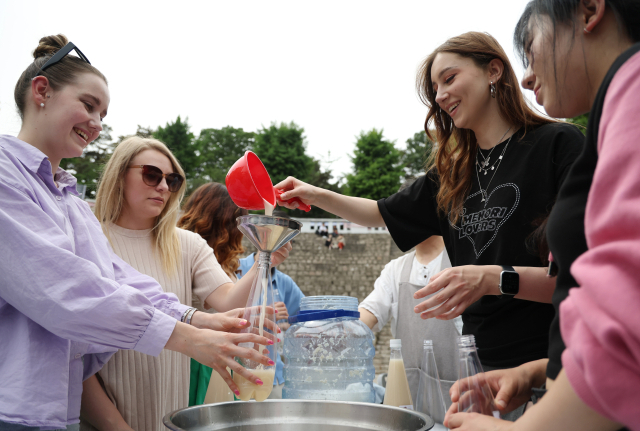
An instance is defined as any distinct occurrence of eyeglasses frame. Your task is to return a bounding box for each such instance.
[128,165,185,193]
[35,42,91,77]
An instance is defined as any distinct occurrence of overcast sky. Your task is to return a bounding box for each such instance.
[0,0,538,180]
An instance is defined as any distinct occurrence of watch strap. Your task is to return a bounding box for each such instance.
[500,265,516,272]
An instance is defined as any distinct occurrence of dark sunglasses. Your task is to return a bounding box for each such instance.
[128,165,184,193]
[35,42,91,77]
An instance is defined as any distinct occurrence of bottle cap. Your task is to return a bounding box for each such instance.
[423,339,433,347]
[390,339,402,348]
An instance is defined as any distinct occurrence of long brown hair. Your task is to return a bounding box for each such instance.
[178,183,248,277]
[416,32,554,223]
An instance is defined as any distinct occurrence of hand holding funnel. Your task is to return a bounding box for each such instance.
[226,151,311,212]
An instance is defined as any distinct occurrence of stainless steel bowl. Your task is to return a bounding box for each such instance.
[163,400,434,431]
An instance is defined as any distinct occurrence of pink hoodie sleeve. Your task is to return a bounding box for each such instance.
[561,51,640,430]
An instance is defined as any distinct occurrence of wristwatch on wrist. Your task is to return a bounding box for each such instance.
[499,265,519,296]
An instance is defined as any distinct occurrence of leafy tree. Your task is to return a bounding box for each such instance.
[345,129,404,200]
[401,130,434,178]
[568,113,589,135]
[253,122,313,184]
[60,124,116,199]
[196,126,255,184]
[153,116,200,188]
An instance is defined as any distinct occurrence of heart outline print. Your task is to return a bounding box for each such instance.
[449,183,520,258]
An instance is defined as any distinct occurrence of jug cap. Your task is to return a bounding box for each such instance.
[288,309,360,324]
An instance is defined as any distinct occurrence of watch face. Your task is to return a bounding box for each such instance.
[500,271,519,295]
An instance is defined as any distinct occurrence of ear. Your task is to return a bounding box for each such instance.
[581,0,605,33]
[30,76,50,107]
[488,58,505,83]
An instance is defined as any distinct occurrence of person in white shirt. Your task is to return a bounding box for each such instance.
[359,234,461,407]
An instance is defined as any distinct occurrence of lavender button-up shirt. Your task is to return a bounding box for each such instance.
[0,135,189,429]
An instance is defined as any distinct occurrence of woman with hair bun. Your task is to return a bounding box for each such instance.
[0,35,275,431]
[276,31,584,419]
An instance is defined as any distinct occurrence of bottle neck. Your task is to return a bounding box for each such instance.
[257,251,271,269]
[390,347,403,360]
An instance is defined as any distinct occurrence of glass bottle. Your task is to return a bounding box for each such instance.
[456,335,500,418]
[383,339,413,409]
[234,251,277,402]
[415,340,447,426]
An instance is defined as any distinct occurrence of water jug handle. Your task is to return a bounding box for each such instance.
[274,189,311,212]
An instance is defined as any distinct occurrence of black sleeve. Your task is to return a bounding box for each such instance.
[377,173,442,252]
[548,123,585,189]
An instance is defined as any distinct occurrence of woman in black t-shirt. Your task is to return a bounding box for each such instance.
[444,0,640,430]
[276,31,583,378]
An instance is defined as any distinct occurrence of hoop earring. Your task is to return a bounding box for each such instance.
[490,81,496,98]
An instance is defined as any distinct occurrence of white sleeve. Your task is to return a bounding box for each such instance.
[360,257,402,332]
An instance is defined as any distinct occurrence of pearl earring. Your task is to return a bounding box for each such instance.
[40,103,45,107]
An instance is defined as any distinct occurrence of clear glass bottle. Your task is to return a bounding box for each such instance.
[234,251,277,402]
[456,335,500,418]
[383,339,413,409]
[415,340,447,425]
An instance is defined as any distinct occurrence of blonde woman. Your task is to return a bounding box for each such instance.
[80,137,290,431]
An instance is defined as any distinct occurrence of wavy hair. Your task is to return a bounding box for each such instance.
[178,183,248,278]
[416,32,554,223]
[94,137,186,275]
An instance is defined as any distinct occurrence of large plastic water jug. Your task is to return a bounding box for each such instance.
[283,295,376,402]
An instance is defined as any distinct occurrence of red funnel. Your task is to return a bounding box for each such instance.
[226,151,311,212]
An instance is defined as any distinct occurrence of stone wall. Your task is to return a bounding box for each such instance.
[243,232,408,374]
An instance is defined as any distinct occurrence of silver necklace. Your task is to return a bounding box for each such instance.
[476,133,513,202]
[476,127,512,175]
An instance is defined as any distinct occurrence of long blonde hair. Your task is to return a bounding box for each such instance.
[95,136,187,275]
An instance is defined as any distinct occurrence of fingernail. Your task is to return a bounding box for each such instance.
[277,338,281,342]
[277,328,281,333]
[497,400,507,408]
[267,340,274,345]
[234,390,240,395]
[256,379,263,386]
[268,360,275,365]
[275,310,278,313]
[414,307,419,312]
[239,319,247,325]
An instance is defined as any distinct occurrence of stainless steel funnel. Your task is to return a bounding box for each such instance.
[237,215,302,253]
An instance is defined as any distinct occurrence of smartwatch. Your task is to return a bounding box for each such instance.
[499,265,519,296]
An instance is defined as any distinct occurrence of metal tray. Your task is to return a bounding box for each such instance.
[164,400,434,431]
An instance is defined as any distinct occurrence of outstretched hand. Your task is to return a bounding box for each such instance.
[413,265,496,320]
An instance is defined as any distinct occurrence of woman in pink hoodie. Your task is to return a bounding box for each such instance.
[445,0,640,430]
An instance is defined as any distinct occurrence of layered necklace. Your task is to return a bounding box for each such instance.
[476,127,513,202]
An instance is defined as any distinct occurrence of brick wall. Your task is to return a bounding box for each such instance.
[243,232,408,374]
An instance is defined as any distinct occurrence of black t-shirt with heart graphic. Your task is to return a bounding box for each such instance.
[378,123,584,368]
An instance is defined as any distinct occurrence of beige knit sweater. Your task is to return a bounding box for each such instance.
[80,224,231,431]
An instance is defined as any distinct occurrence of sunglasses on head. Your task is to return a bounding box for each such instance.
[35,42,91,77]
[128,165,184,193]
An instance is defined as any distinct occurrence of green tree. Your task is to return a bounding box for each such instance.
[345,129,404,200]
[153,116,200,188]
[401,130,434,178]
[196,126,255,184]
[253,122,313,184]
[60,124,116,199]
[568,113,589,135]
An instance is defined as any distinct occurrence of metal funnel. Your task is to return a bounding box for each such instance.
[237,215,302,253]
